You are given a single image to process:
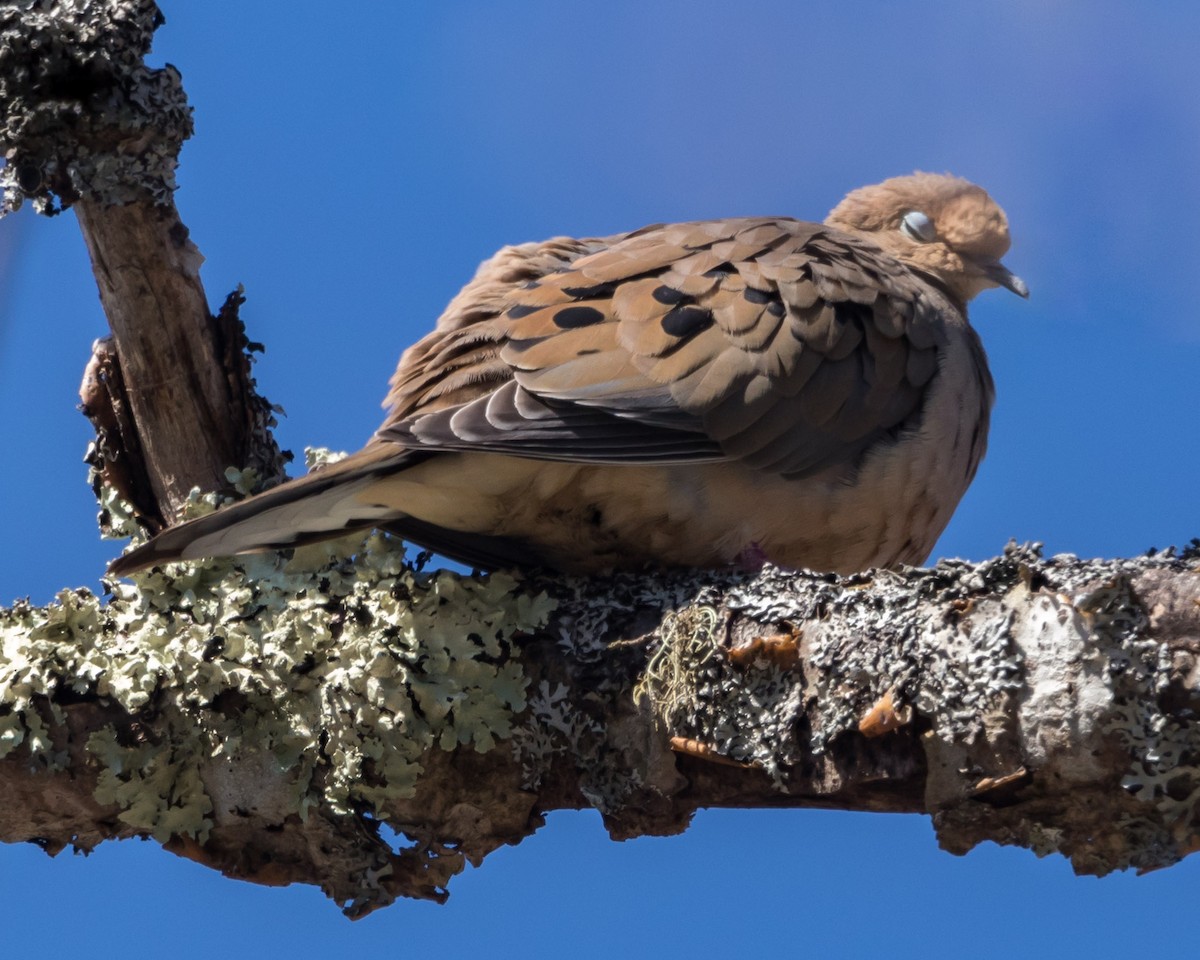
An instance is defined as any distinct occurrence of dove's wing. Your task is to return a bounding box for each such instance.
[379,217,947,479]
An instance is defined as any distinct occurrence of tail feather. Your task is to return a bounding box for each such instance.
[107,447,543,576]
[379,517,539,570]
[107,455,403,576]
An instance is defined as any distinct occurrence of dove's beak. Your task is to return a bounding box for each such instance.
[986,261,1030,299]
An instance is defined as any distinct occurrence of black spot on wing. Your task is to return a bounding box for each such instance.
[661,305,714,338]
[562,281,618,299]
[743,287,773,304]
[504,335,551,353]
[766,300,784,318]
[838,301,874,323]
[553,305,607,328]
[507,303,541,319]
[652,285,691,305]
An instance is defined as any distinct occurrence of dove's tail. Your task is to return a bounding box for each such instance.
[107,454,405,576]
[107,448,540,576]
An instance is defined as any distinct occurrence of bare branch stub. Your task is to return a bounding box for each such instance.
[0,0,287,522]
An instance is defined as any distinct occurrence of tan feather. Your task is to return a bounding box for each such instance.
[635,325,727,385]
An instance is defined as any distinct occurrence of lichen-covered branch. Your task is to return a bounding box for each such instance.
[1,541,1198,917]
[0,0,287,525]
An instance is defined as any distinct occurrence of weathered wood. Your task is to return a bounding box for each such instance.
[74,200,240,516]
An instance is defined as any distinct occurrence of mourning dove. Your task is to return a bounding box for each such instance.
[109,172,1026,577]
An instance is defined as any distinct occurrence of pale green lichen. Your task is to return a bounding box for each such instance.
[0,449,557,845]
[88,724,214,843]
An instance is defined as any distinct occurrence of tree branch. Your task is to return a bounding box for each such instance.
[0,0,286,528]
[1,544,1198,916]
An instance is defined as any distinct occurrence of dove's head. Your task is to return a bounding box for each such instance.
[826,172,1028,305]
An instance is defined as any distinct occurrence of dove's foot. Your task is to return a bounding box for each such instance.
[734,541,769,570]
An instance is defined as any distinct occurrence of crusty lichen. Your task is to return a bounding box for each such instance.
[631,543,1200,874]
[634,555,1027,786]
[0,450,556,857]
[1074,570,1200,862]
[0,0,191,214]
[635,603,803,784]
[726,551,1030,756]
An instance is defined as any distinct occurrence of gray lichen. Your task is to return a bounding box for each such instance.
[724,551,1031,756]
[513,570,729,812]
[1078,571,1200,856]
[0,0,190,214]
[633,542,1200,874]
[510,679,603,790]
[635,603,804,784]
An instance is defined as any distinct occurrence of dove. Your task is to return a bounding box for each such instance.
[109,172,1027,577]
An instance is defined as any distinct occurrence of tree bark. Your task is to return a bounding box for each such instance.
[74,201,288,523]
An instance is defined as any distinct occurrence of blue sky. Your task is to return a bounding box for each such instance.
[2,1,1198,955]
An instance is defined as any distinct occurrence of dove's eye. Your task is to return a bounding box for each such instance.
[900,211,937,243]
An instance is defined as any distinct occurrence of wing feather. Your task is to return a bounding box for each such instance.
[376,217,955,478]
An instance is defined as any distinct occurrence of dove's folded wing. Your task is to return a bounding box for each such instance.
[380,217,944,479]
